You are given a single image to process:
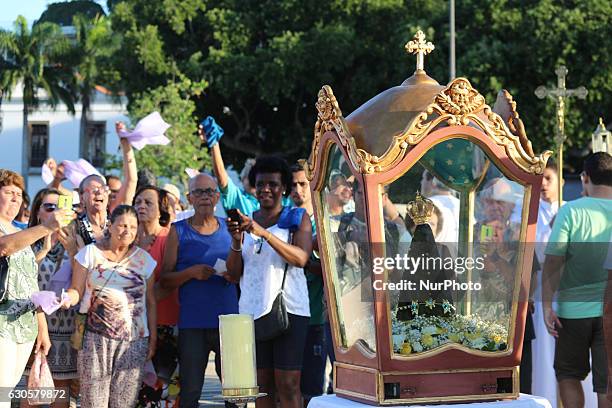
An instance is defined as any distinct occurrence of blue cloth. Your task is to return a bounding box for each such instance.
[201,116,224,148]
[175,217,238,329]
[278,206,306,232]
[12,220,27,230]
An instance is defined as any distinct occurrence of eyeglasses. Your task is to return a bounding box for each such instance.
[41,203,57,213]
[190,188,217,197]
[84,186,110,195]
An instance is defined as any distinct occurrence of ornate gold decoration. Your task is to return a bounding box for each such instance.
[406,192,434,225]
[371,77,550,175]
[435,78,485,115]
[499,89,535,157]
[307,79,549,179]
[405,30,435,71]
[306,85,380,180]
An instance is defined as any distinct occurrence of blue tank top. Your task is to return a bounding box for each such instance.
[175,217,238,328]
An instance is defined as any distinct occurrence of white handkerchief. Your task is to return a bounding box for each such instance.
[213,258,227,275]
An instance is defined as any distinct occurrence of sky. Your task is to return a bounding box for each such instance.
[0,0,107,30]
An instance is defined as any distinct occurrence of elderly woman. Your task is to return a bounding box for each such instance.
[160,173,238,408]
[62,205,157,408]
[133,185,178,403]
[0,170,67,405]
[20,189,80,408]
[70,122,137,246]
[226,157,312,408]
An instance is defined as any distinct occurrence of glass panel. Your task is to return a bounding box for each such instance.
[383,139,525,355]
[319,144,376,352]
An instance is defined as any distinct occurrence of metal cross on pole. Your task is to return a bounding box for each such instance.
[535,66,588,203]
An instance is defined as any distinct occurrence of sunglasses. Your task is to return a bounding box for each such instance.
[41,203,58,213]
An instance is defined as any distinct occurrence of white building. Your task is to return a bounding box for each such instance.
[0,84,128,198]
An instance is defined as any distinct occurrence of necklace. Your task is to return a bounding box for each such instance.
[138,225,162,251]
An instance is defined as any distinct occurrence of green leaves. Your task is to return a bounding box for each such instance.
[0,15,75,113]
[125,78,210,188]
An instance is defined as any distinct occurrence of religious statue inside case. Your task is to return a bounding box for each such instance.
[304,31,552,405]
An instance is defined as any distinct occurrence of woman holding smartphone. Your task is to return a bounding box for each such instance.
[226,156,312,408]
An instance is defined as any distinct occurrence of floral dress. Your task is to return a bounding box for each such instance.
[34,242,77,379]
[0,227,39,344]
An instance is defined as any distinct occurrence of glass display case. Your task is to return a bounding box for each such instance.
[304,32,551,405]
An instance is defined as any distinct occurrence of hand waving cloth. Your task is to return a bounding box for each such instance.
[119,111,171,150]
[62,159,103,187]
[200,116,224,148]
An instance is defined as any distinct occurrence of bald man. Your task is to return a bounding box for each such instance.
[159,173,239,408]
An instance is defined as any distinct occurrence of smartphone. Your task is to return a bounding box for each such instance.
[57,195,73,226]
[227,208,241,223]
[58,195,73,211]
[480,224,494,242]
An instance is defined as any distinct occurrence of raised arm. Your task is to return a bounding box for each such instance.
[44,158,72,196]
[198,125,229,189]
[113,122,138,208]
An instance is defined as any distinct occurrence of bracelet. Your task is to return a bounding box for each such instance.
[230,242,242,252]
[263,231,273,242]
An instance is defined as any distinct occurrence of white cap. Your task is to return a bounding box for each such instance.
[162,183,181,201]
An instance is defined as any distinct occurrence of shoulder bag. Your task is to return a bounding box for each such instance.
[254,262,290,341]
[0,256,9,304]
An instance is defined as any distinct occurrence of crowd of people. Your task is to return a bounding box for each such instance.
[0,111,610,408]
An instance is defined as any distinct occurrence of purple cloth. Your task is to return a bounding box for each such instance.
[50,259,72,294]
[62,159,103,188]
[118,111,171,150]
[41,163,54,185]
[31,291,70,315]
[185,168,199,178]
[143,360,157,387]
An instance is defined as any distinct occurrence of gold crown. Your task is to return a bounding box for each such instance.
[406,192,434,225]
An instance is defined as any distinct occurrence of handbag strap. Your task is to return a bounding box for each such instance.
[279,231,292,291]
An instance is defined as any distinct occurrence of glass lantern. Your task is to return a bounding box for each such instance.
[303,32,551,405]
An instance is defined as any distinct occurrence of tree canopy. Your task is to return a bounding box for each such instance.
[104,0,611,174]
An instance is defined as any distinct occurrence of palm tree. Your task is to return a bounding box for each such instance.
[71,14,120,162]
[0,16,75,182]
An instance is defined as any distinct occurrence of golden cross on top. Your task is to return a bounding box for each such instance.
[405,30,435,72]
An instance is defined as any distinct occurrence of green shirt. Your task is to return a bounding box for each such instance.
[306,214,325,325]
[545,197,612,319]
[0,240,39,344]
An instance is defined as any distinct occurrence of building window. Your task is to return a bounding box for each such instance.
[85,121,106,167]
[29,123,49,167]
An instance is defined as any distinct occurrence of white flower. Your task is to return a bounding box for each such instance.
[412,341,424,353]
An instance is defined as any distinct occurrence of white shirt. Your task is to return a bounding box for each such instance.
[429,194,460,244]
[239,225,310,319]
[535,199,561,266]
